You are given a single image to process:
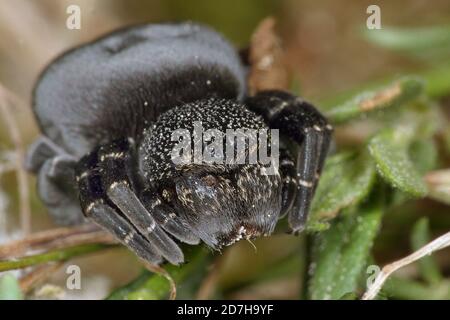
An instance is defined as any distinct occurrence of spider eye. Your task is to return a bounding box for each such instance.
[162,189,172,202]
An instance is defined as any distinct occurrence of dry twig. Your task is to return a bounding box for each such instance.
[248,17,290,94]
[0,84,31,234]
[196,257,223,300]
[362,231,450,300]
[143,261,177,300]
[0,223,114,259]
[19,262,65,294]
[425,169,450,206]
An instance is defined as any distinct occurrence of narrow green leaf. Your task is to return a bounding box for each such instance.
[368,127,428,197]
[409,139,438,174]
[0,274,23,300]
[325,77,424,123]
[339,292,358,300]
[307,151,376,230]
[421,63,450,98]
[308,194,384,300]
[391,136,438,206]
[0,244,114,272]
[411,218,442,285]
[363,25,450,52]
[318,63,450,109]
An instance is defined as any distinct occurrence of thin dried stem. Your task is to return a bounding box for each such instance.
[19,261,65,294]
[0,224,113,259]
[143,261,177,300]
[425,169,450,206]
[0,151,16,174]
[0,84,31,234]
[362,230,450,300]
[195,255,226,300]
[0,243,115,272]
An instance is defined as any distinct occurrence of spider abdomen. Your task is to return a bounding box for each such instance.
[33,23,246,158]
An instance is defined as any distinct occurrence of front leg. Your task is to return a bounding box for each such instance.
[75,138,190,265]
[246,90,333,233]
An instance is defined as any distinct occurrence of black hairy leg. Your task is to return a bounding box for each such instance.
[25,136,82,225]
[75,138,197,265]
[139,189,201,246]
[246,90,333,233]
[278,148,297,219]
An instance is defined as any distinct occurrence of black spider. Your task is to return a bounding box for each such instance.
[26,22,332,265]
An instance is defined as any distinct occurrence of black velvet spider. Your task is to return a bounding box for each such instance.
[26,23,332,265]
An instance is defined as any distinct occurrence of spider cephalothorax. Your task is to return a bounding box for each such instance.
[139,98,282,250]
[26,22,332,265]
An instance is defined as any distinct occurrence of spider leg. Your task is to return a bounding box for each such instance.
[100,140,199,245]
[105,182,184,264]
[76,139,184,265]
[278,148,297,219]
[25,136,75,172]
[76,152,162,264]
[26,136,83,225]
[98,140,185,264]
[246,90,333,233]
[140,190,201,245]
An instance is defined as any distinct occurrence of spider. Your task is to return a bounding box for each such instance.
[26,22,332,265]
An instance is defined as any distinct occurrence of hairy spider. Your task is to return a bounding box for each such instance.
[26,22,332,265]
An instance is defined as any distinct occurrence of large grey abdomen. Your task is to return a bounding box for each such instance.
[33,23,246,158]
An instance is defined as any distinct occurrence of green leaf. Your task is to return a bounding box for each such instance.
[363,25,450,53]
[308,193,384,300]
[307,151,376,230]
[0,274,23,300]
[368,127,428,197]
[318,63,450,109]
[0,244,114,272]
[421,63,450,98]
[325,77,424,123]
[107,246,210,300]
[411,218,442,285]
[339,292,358,300]
[409,139,438,175]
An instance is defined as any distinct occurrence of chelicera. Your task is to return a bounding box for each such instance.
[26,23,332,265]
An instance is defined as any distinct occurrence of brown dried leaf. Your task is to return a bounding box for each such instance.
[248,17,290,94]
